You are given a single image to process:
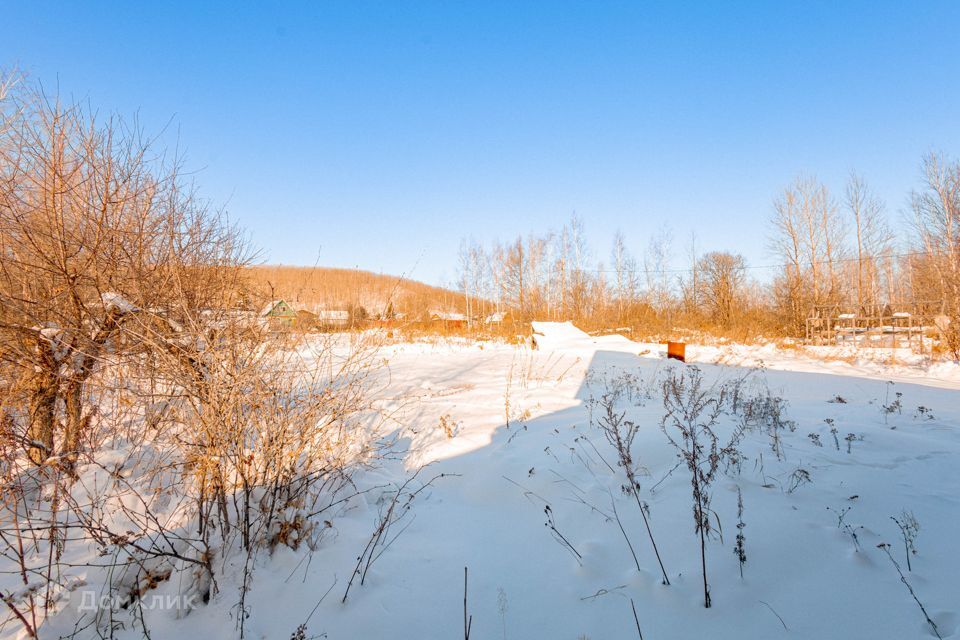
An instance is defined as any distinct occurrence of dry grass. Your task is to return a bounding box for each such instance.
[247,265,464,319]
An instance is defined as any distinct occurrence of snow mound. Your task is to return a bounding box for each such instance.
[531,321,639,352]
[101,292,137,314]
[530,321,590,348]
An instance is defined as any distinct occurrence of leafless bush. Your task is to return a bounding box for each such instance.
[785,466,812,493]
[0,80,396,637]
[497,586,508,640]
[827,505,864,552]
[890,510,920,572]
[827,505,852,528]
[543,505,583,565]
[1,320,391,636]
[881,384,904,426]
[660,366,744,608]
[590,377,670,585]
[738,386,795,461]
[0,80,253,636]
[826,420,840,450]
[342,467,452,602]
[733,487,746,579]
[877,543,942,639]
[845,433,861,454]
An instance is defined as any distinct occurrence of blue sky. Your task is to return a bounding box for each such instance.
[7,2,960,286]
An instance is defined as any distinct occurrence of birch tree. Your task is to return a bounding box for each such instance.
[611,230,639,323]
[845,173,891,309]
[910,153,960,354]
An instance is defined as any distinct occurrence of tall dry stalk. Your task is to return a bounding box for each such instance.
[592,382,670,585]
[660,367,744,608]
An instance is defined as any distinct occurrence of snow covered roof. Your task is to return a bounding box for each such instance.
[431,312,467,321]
[316,309,350,321]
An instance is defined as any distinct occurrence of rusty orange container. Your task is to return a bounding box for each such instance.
[666,341,686,362]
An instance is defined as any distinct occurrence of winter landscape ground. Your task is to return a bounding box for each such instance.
[6,4,960,639]
[7,323,958,640]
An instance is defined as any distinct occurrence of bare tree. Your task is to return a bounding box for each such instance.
[770,176,848,333]
[0,84,250,469]
[770,183,807,332]
[846,173,891,309]
[457,238,490,326]
[611,230,639,323]
[680,231,700,318]
[660,367,744,608]
[643,227,673,317]
[910,153,960,354]
[498,237,527,319]
[0,79,396,638]
[566,214,591,320]
[696,252,747,328]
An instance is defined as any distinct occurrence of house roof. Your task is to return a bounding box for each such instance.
[260,300,296,317]
[316,309,350,321]
[431,311,467,321]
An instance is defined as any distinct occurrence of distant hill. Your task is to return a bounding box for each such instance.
[246,265,465,318]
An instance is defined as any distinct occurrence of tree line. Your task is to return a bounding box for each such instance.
[456,157,960,352]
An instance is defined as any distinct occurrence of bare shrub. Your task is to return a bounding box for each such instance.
[0,81,396,637]
[543,504,583,565]
[785,466,812,493]
[0,80,254,636]
[660,366,744,607]
[877,543,942,638]
[0,85,247,472]
[590,376,670,585]
[910,153,960,360]
[890,510,921,572]
[827,505,864,552]
[882,382,903,423]
[738,386,795,460]
[342,467,452,602]
[733,487,746,579]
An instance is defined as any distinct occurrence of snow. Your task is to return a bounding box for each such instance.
[316,309,350,321]
[6,325,960,639]
[101,291,137,314]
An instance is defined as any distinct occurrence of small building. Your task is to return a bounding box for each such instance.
[430,311,467,329]
[484,311,513,325]
[315,308,351,329]
[260,299,297,327]
[295,309,319,330]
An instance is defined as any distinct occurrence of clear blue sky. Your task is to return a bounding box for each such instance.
[7,2,960,286]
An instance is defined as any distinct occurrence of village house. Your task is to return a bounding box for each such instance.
[260,299,297,327]
[314,307,351,329]
[429,310,467,329]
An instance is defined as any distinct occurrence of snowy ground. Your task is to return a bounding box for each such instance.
[8,323,960,639]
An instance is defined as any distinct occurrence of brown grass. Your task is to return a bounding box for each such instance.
[247,265,464,319]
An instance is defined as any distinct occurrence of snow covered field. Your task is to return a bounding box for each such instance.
[7,323,960,639]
